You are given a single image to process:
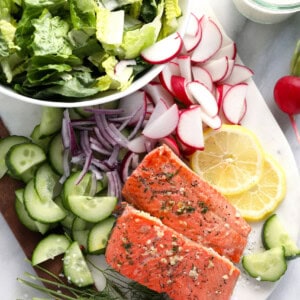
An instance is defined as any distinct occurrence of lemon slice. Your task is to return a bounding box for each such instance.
[190,124,264,195]
[226,154,286,222]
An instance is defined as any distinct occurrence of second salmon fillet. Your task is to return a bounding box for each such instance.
[122,145,251,263]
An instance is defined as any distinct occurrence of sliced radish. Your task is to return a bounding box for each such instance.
[182,15,203,53]
[198,106,222,129]
[202,57,234,82]
[191,17,223,63]
[142,104,179,139]
[176,106,204,150]
[171,75,194,106]
[159,136,180,156]
[185,12,201,36]
[145,98,169,127]
[191,66,213,92]
[159,61,181,95]
[127,135,149,153]
[212,42,237,60]
[216,83,232,109]
[187,81,218,117]
[221,64,254,85]
[118,90,147,126]
[143,82,174,107]
[177,55,192,82]
[222,83,248,124]
[141,32,183,64]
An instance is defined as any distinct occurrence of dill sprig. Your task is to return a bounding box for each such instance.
[17,259,168,300]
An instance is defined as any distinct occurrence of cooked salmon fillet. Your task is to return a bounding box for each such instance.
[122,145,251,262]
[106,204,240,300]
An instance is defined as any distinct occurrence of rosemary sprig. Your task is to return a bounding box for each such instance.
[17,259,168,300]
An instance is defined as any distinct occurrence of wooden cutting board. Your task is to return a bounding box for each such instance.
[0,118,67,292]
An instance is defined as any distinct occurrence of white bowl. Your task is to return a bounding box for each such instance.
[0,0,191,108]
[233,0,300,24]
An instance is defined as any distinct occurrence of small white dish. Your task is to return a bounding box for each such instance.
[233,0,300,24]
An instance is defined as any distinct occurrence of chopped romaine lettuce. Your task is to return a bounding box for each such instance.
[0,0,183,100]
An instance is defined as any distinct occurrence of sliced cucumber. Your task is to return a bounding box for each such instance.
[15,188,50,234]
[39,107,63,138]
[55,196,76,230]
[262,214,300,258]
[30,125,52,152]
[32,234,71,266]
[63,241,94,287]
[242,246,287,282]
[48,133,64,175]
[88,216,115,254]
[72,230,89,251]
[24,179,66,223]
[0,135,29,178]
[34,163,60,202]
[6,143,46,176]
[15,189,39,232]
[67,195,117,223]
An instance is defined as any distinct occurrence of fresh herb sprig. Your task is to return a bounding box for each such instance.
[17,259,167,300]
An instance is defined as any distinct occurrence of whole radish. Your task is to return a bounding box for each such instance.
[273,41,300,143]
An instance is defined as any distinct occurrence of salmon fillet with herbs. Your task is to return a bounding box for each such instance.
[122,145,251,263]
[106,204,240,300]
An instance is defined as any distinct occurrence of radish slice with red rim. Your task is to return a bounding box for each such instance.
[191,66,213,92]
[191,17,223,63]
[221,64,254,85]
[222,83,248,124]
[177,55,192,82]
[142,104,179,139]
[141,32,183,64]
[159,61,181,95]
[143,82,174,107]
[176,106,204,150]
[187,81,218,117]
[212,42,237,60]
[171,75,194,106]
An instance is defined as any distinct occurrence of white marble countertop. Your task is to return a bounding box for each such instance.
[0,0,300,299]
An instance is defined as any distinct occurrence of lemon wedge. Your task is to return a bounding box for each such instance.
[190,124,264,195]
[226,154,286,222]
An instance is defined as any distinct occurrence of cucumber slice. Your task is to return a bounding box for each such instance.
[67,195,117,223]
[6,143,46,176]
[262,214,300,258]
[48,133,64,175]
[88,216,115,254]
[32,234,71,266]
[55,196,76,230]
[15,188,50,234]
[72,230,89,251]
[0,135,29,178]
[242,247,287,282]
[63,241,94,287]
[34,163,60,202]
[24,179,66,223]
[30,124,53,153]
[39,107,63,138]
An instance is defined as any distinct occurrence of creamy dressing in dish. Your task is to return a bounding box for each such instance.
[233,0,300,23]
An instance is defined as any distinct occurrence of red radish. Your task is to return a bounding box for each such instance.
[216,84,233,109]
[159,61,181,95]
[191,66,213,91]
[127,135,149,153]
[212,42,237,60]
[141,32,183,64]
[143,82,174,107]
[221,64,253,85]
[176,106,204,150]
[187,81,218,117]
[177,55,192,81]
[145,98,168,127]
[202,57,234,82]
[191,17,223,63]
[171,75,194,106]
[222,83,248,124]
[198,107,222,129]
[182,15,203,53]
[274,75,300,142]
[142,104,179,139]
[118,90,147,125]
[185,12,201,36]
[160,136,181,156]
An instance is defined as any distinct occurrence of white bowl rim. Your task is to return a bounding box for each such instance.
[0,0,191,108]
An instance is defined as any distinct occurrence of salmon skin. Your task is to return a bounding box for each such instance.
[122,145,251,263]
[106,204,240,300]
